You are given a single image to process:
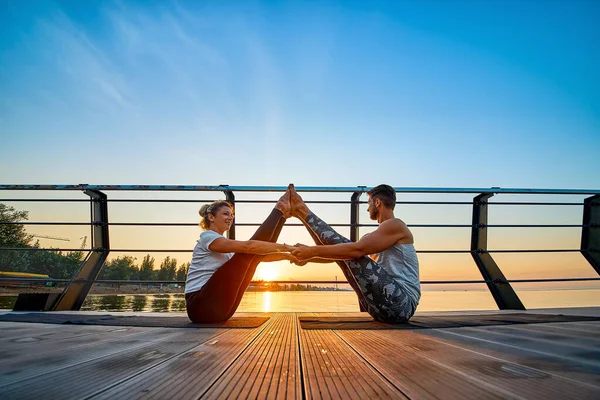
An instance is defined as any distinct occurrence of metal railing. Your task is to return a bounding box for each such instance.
[1,184,599,311]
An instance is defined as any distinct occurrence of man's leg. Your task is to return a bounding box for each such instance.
[302,223,370,312]
[290,186,414,322]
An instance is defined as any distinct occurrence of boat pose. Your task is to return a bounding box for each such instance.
[185,188,296,323]
[289,184,420,322]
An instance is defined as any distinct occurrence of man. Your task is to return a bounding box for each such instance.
[289,184,420,322]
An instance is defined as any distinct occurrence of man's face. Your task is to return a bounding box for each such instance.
[367,196,379,220]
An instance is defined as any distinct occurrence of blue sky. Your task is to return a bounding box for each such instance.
[1,0,598,188]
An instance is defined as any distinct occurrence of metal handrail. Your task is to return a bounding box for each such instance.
[0,198,588,206]
[1,184,599,311]
[1,184,599,194]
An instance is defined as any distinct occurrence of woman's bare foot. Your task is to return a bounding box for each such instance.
[275,187,292,218]
[288,184,310,220]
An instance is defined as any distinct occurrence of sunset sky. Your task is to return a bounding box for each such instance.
[1,1,599,294]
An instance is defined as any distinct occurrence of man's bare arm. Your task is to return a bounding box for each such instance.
[291,219,409,260]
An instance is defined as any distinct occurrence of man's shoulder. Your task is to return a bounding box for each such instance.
[380,218,406,229]
[379,218,411,241]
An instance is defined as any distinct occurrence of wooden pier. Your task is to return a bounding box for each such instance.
[1,308,599,399]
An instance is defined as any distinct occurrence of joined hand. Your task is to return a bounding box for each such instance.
[290,243,314,261]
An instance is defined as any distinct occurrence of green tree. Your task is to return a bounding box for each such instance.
[0,204,33,248]
[139,254,156,281]
[157,256,177,281]
[99,256,138,287]
[0,204,33,272]
[0,203,84,279]
[176,262,190,281]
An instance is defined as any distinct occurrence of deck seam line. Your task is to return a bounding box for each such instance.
[295,313,307,400]
[332,329,412,399]
[83,328,233,399]
[195,315,277,399]
[218,313,285,397]
[426,329,600,390]
[260,313,288,398]
[243,313,286,396]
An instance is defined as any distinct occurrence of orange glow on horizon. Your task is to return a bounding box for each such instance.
[255,263,280,282]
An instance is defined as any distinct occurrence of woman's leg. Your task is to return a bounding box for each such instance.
[186,202,288,323]
[290,187,415,322]
[221,210,287,318]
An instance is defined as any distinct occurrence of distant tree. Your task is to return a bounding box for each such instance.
[0,203,33,248]
[157,256,177,281]
[99,256,138,287]
[139,254,156,281]
[176,262,190,281]
[0,203,84,279]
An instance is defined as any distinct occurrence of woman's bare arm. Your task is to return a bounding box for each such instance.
[209,237,293,255]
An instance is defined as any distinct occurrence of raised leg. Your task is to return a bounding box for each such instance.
[186,190,290,322]
[290,185,415,322]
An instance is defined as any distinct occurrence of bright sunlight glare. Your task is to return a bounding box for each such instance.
[256,264,280,281]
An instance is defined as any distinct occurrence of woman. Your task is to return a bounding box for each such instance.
[185,186,295,322]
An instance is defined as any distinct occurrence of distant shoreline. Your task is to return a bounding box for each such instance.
[0,284,353,296]
[1,285,599,296]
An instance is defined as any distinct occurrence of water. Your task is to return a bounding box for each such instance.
[1,289,599,312]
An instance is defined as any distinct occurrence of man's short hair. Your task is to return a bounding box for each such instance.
[367,184,396,209]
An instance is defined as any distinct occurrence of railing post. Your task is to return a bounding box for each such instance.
[350,190,367,311]
[471,193,525,310]
[350,191,362,242]
[581,194,600,275]
[52,190,110,311]
[223,189,235,240]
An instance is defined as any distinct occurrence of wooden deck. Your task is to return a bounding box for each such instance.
[1,308,599,399]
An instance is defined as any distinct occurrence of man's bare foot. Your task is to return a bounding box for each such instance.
[288,184,310,219]
[275,187,292,218]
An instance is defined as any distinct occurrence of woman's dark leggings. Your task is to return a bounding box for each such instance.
[185,208,286,323]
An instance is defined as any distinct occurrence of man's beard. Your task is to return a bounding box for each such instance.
[369,209,378,220]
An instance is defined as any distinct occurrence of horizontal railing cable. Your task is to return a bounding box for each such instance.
[0,221,591,229]
[3,277,599,285]
[0,198,587,207]
[0,247,584,254]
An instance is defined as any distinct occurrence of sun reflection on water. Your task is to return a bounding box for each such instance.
[262,291,271,312]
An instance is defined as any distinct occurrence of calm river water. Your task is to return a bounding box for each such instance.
[2,289,599,312]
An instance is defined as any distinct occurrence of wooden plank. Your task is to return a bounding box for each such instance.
[361,327,600,399]
[474,322,600,346]
[427,323,600,382]
[337,330,503,400]
[0,321,122,343]
[0,328,224,399]
[300,327,405,399]
[90,325,269,399]
[0,324,151,366]
[203,313,301,399]
[0,326,186,388]
[516,321,600,339]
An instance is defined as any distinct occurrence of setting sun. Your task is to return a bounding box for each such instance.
[255,264,280,281]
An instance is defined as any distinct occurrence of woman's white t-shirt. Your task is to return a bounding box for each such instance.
[185,230,233,294]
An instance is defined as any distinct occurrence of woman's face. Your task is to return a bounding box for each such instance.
[209,206,234,233]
